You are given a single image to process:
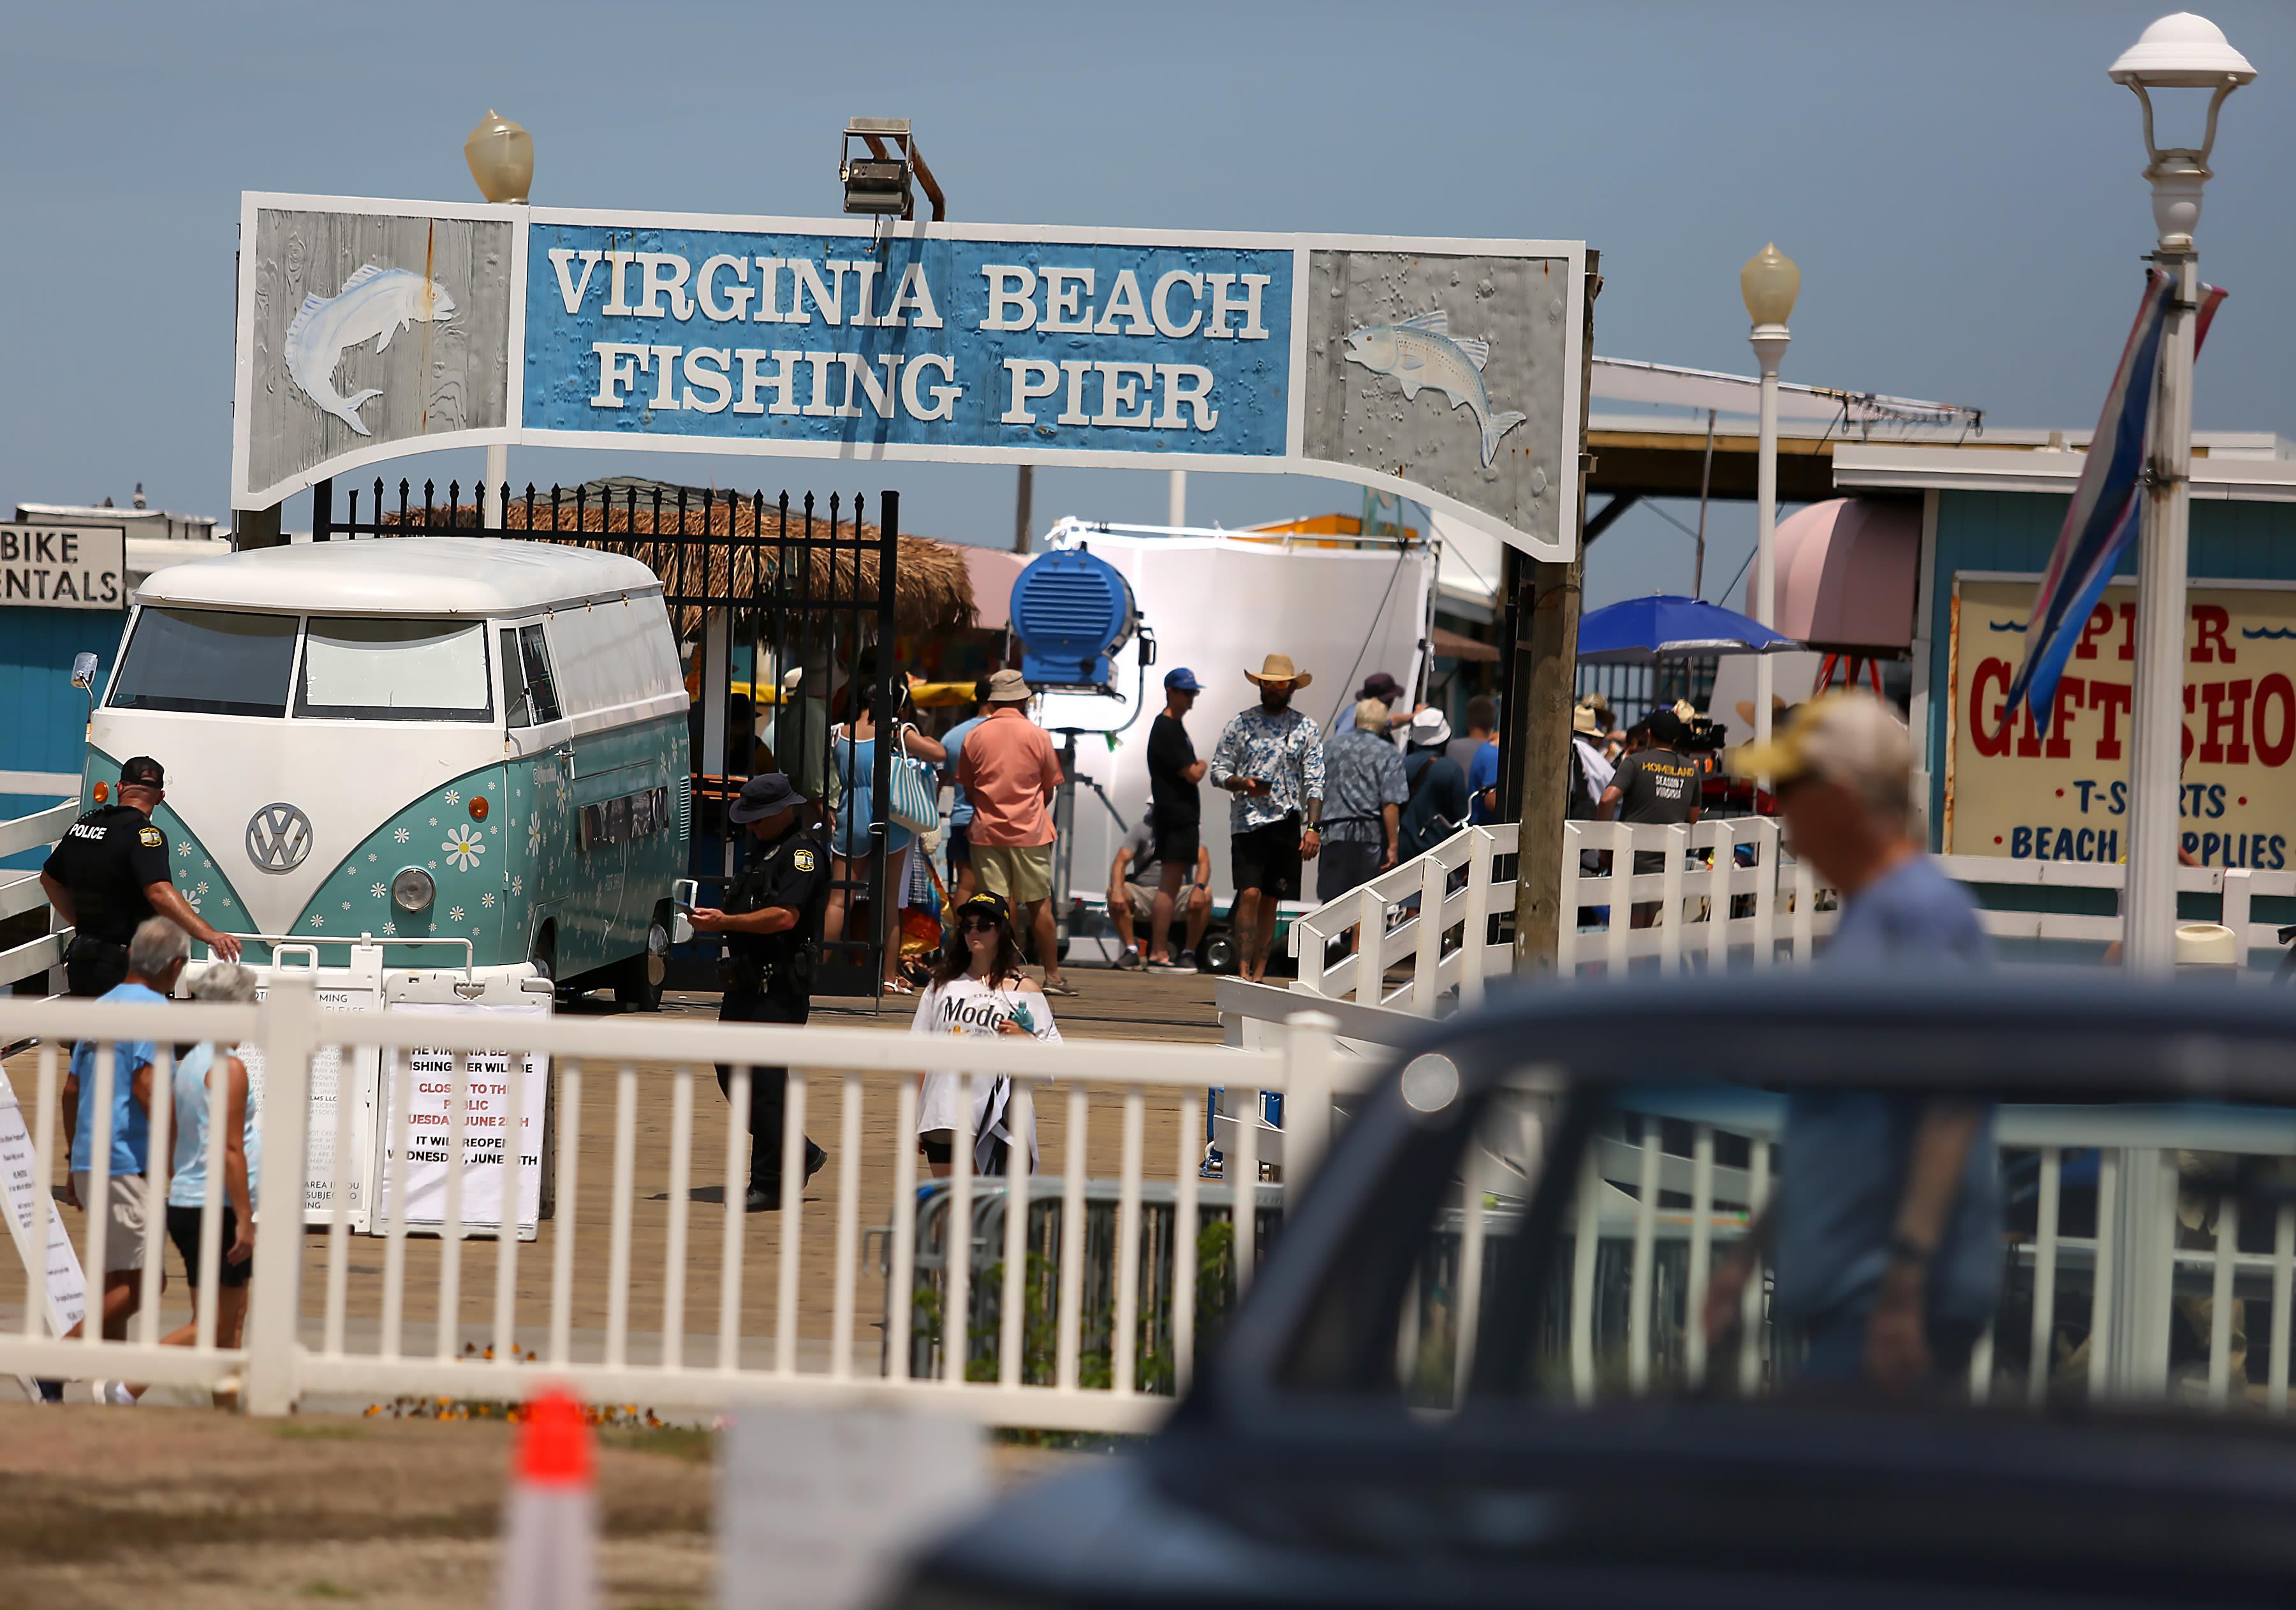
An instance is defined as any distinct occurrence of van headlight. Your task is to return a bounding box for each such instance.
[390,868,436,911]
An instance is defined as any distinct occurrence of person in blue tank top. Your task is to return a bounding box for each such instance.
[163,963,261,1354]
[824,679,945,993]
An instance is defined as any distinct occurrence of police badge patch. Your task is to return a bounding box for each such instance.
[793,848,817,873]
[138,826,165,848]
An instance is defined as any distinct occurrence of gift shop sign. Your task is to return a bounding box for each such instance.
[1948,575,2296,869]
[233,195,1587,560]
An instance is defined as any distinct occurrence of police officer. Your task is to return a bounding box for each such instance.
[40,756,241,996]
[688,773,830,1211]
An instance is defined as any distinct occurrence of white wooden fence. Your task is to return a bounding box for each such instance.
[0,799,76,990]
[1284,817,2294,1012]
[1533,1089,2296,1408]
[0,988,1350,1428]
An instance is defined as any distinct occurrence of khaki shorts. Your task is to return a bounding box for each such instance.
[973,842,1053,905]
[1123,881,1198,922]
[70,1172,152,1273]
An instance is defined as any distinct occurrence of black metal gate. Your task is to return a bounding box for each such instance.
[318,475,903,999]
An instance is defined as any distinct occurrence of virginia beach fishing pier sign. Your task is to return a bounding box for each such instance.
[233,195,1587,559]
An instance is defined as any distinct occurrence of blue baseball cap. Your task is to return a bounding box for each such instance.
[1163,667,1203,693]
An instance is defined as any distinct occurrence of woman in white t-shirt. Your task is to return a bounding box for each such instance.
[910,892,1059,1175]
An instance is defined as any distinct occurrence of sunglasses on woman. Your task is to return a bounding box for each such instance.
[959,915,1001,933]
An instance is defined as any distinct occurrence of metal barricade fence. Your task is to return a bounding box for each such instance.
[892,1178,1286,1389]
[0,988,1343,1429]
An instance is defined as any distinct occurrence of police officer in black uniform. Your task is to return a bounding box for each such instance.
[688,772,830,1211]
[40,756,241,996]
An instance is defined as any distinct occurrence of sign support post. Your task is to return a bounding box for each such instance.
[1515,254,1599,971]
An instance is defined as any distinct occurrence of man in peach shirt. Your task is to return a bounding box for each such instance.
[955,670,1074,994]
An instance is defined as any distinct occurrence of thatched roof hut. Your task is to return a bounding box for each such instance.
[379,478,976,640]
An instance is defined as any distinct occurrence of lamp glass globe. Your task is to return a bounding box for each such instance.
[1740,243,1800,327]
[465,109,534,205]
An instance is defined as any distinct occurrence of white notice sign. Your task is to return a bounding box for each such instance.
[236,985,383,1227]
[381,998,547,1236]
[0,1072,88,1336]
[718,1408,986,1610]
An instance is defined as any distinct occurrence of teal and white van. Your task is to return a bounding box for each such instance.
[84,538,689,1004]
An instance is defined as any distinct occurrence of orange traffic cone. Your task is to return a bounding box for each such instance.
[497,1388,598,1610]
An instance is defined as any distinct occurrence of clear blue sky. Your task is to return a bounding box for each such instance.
[6,1,2289,612]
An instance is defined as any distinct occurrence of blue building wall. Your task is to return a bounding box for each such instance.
[1,606,124,868]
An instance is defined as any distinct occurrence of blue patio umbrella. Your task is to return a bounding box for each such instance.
[1575,594,1800,664]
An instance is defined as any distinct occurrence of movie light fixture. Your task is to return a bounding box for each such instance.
[840,118,947,221]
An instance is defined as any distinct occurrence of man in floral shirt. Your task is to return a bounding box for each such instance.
[1208,653,1325,984]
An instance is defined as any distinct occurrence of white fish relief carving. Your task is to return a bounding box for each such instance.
[283,265,457,436]
[1343,309,1527,468]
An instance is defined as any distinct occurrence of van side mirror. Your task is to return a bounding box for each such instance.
[71,653,98,690]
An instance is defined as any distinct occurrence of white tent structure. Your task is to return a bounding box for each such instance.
[1028,518,1431,933]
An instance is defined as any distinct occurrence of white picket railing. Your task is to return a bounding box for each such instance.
[1527,1093,2296,1408]
[0,989,1353,1428]
[0,799,76,990]
[1283,816,2296,1015]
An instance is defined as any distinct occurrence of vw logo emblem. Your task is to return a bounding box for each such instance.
[246,802,314,873]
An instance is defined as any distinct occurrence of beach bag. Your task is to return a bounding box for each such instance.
[888,724,941,835]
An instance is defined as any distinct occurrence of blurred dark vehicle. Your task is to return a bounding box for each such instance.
[890,975,2296,1610]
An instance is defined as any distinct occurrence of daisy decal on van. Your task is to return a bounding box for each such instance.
[443,827,486,871]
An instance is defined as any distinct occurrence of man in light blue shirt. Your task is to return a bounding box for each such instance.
[938,677,992,905]
[1704,694,1998,1395]
[61,915,189,1348]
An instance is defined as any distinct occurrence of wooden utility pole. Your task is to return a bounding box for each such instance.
[234,503,283,550]
[1013,464,1034,554]
[1512,251,1601,970]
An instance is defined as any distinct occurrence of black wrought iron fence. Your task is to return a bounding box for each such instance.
[317,474,902,998]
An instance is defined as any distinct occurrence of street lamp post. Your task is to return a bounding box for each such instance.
[1741,244,1799,761]
[466,110,534,530]
[2110,14,2255,975]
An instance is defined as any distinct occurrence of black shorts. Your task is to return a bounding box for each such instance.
[1231,815,1303,900]
[165,1202,251,1289]
[947,822,971,864]
[1315,837,1384,904]
[1151,820,1199,874]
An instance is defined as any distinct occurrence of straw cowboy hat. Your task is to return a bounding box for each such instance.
[1572,701,1605,737]
[1735,693,1786,729]
[1244,653,1312,689]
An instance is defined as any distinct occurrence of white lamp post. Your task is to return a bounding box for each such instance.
[1741,243,1799,761]
[2111,13,2255,975]
[466,110,533,529]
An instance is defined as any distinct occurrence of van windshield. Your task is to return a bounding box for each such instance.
[298,619,494,721]
[109,607,298,717]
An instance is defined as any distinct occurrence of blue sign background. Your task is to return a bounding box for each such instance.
[525,224,1292,457]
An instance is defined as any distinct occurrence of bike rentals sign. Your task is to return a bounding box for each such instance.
[232,195,1587,559]
[1947,574,2296,871]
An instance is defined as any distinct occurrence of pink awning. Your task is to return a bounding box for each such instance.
[1744,497,1920,652]
[960,545,1029,631]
